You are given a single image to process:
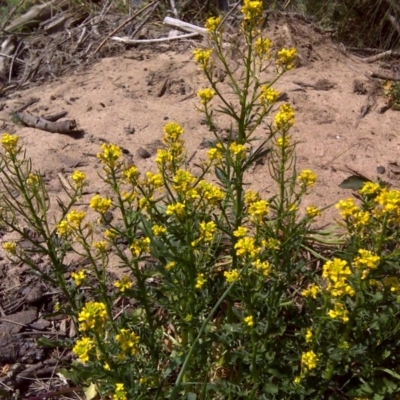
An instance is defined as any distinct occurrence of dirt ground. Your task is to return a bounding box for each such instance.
[1,14,400,397]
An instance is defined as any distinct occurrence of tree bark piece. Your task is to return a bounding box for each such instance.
[163,16,207,35]
[15,112,77,134]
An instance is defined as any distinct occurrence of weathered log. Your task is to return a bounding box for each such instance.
[15,112,77,134]
[0,36,17,80]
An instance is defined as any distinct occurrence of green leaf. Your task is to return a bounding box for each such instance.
[377,368,400,380]
[339,175,370,190]
[187,393,197,400]
[263,382,279,394]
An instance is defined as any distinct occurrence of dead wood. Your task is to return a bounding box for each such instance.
[15,112,77,134]
[43,110,68,122]
[0,36,17,80]
[111,32,199,45]
[163,17,207,35]
[91,0,160,57]
[362,50,397,63]
[367,71,400,81]
[4,0,70,33]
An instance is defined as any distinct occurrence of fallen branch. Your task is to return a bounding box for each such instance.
[111,32,200,44]
[43,110,68,122]
[91,0,160,57]
[14,112,77,134]
[366,71,400,81]
[163,16,207,35]
[362,50,396,63]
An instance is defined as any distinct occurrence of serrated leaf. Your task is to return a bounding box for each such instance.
[339,175,370,190]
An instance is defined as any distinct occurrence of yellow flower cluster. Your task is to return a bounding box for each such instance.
[173,169,196,193]
[306,206,321,218]
[113,383,128,400]
[241,0,263,21]
[274,103,295,130]
[195,273,206,289]
[229,142,247,158]
[71,170,86,188]
[235,236,260,258]
[26,173,40,186]
[57,209,87,236]
[205,16,221,32]
[248,199,269,223]
[301,350,318,370]
[72,336,94,364]
[90,194,112,214]
[130,237,151,257]
[252,259,270,276]
[224,269,240,283]
[354,249,380,279]
[244,315,255,327]
[116,328,140,356]
[71,270,85,286]
[322,258,354,297]
[276,47,297,70]
[297,169,317,189]
[166,202,186,218]
[192,220,216,247]
[78,301,108,333]
[93,241,108,253]
[3,241,17,255]
[152,224,167,236]
[359,182,381,197]
[328,301,349,323]
[97,143,122,169]
[260,85,279,106]
[114,276,133,292]
[197,88,216,105]
[193,49,212,71]
[255,38,271,57]
[302,284,319,299]
[123,165,140,185]
[305,329,313,343]
[1,133,20,154]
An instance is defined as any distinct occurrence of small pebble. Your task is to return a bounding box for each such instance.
[376,166,386,174]
[138,147,151,159]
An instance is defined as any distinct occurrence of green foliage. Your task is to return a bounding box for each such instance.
[1,2,400,399]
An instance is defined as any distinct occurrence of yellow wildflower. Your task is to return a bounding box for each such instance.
[235,236,260,258]
[116,329,140,355]
[306,206,321,218]
[165,261,176,271]
[305,329,313,343]
[224,269,240,283]
[71,270,85,286]
[328,302,349,323]
[301,350,318,370]
[113,383,128,400]
[241,0,263,21]
[262,237,280,250]
[274,103,295,130]
[193,49,212,70]
[1,133,19,154]
[298,169,317,189]
[260,85,279,106]
[3,241,17,255]
[93,241,108,253]
[166,202,185,218]
[66,210,86,229]
[26,173,40,186]
[197,88,216,105]
[354,249,380,271]
[90,195,112,214]
[244,315,255,327]
[233,226,248,237]
[359,181,381,197]
[123,166,140,184]
[195,273,206,289]
[97,143,122,168]
[302,284,319,299]
[114,276,133,292]
[255,38,272,57]
[248,200,269,222]
[244,190,260,204]
[152,224,167,236]
[78,301,108,333]
[205,16,221,32]
[71,170,86,187]
[336,198,360,219]
[252,259,270,276]
[130,237,151,257]
[276,47,297,70]
[323,258,354,297]
[72,336,95,364]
